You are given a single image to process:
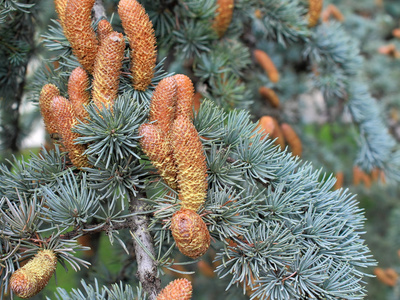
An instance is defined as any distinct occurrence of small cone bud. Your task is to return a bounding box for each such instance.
[64,0,99,73]
[171,208,210,259]
[52,96,90,169]
[157,278,192,300]
[171,115,208,212]
[68,67,90,121]
[39,84,60,135]
[10,250,57,299]
[173,74,195,120]
[92,31,125,111]
[118,0,157,91]
[253,50,280,83]
[139,123,178,189]
[149,76,177,136]
[280,123,302,157]
[212,0,235,38]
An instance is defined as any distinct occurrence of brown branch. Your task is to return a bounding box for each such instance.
[60,220,132,240]
[128,191,161,300]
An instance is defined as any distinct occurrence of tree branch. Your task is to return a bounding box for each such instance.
[129,191,161,300]
[59,221,132,240]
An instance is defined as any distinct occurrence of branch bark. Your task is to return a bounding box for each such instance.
[129,191,161,300]
[60,221,131,240]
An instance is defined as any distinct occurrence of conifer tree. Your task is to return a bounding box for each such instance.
[4,0,398,299]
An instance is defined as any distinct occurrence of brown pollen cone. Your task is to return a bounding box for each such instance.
[64,0,99,73]
[258,116,285,150]
[374,267,399,287]
[259,87,280,108]
[118,0,157,91]
[92,31,125,111]
[253,49,280,83]
[308,0,323,27]
[97,19,114,46]
[171,208,210,259]
[68,67,91,122]
[212,0,235,38]
[393,28,400,39]
[257,115,275,139]
[54,0,68,29]
[173,74,195,120]
[280,123,302,157]
[52,96,90,169]
[149,76,177,136]
[39,84,60,135]
[321,4,344,23]
[157,278,193,300]
[353,166,362,186]
[378,44,400,58]
[139,123,178,189]
[10,250,57,299]
[171,115,208,212]
[334,171,344,190]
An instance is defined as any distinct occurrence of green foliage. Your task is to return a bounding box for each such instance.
[51,280,146,300]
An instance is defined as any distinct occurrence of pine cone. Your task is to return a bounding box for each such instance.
[68,67,91,122]
[171,115,208,212]
[149,76,178,136]
[97,19,114,46]
[92,31,125,111]
[308,0,323,27]
[253,49,280,83]
[52,96,90,169]
[64,0,99,73]
[257,116,285,149]
[118,0,157,91]
[157,278,192,300]
[321,4,344,23]
[139,123,178,189]
[39,83,60,135]
[259,87,280,108]
[212,0,235,38]
[280,123,302,157]
[173,74,195,120]
[10,250,57,299]
[171,208,210,259]
[54,0,68,30]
